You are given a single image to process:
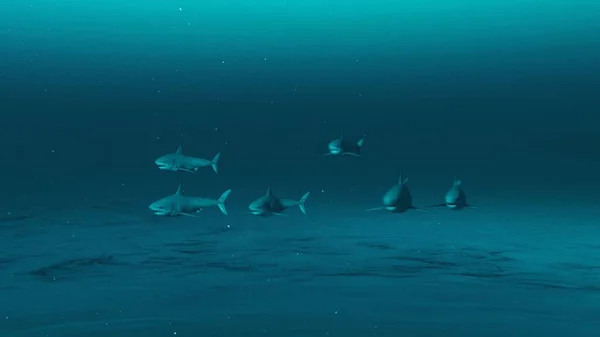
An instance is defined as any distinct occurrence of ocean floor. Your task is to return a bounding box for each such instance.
[1,196,600,337]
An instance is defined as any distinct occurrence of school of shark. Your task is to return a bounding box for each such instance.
[148,134,472,218]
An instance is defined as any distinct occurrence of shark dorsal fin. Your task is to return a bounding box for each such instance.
[176,146,183,154]
[453,177,462,186]
[176,183,183,195]
[266,186,272,196]
[340,133,344,140]
[398,171,408,185]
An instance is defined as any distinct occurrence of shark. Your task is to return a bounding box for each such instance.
[427,178,471,210]
[149,184,231,217]
[248,186,310,217]
[324,133,365,157]
[367,172,421,213]
[155,146,221,174]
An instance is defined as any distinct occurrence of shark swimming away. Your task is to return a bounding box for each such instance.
[155,146,221,174]
[367,172,421,213]
[427,178,471,210]
[248,186,310,217]
[149,184,232,217]
[325,133,365,157]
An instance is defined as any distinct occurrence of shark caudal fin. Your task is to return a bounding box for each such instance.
[217,189,231,215]
[298,192,310,215]
[357,134,366,148]
[211,152,221,174]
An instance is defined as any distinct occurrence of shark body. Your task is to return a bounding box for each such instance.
[248,187,310,217]
[155,146,220,174]
[149,184,231,217]
[325,134,365,157]
[368,172,419,213]
[428,178,471,210]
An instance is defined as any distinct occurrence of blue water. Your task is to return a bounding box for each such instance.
[1,1,600,336]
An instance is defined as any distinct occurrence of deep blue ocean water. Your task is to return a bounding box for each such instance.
[1,1,600,336]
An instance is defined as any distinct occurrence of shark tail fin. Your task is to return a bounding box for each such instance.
[211,152,221,174]
[217,189,231,215]
[357,134,366,147]
[298,192,310,215]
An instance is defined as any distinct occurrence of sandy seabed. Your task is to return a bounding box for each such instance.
[1,199,599,337]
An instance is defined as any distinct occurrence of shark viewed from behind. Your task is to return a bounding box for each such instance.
[248,186,310,217]
[149,184,231,217]
[155,146,221,174]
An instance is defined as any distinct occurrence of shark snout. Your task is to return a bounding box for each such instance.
[382,192,398,206]
[149,203,170,216]
[248,204,265,215]
[328,139,344,154]
[155,159,170,170]
[444,196,459,209]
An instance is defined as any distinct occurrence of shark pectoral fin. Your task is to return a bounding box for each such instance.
[410,206,429,213]
[343,152,360,157]
[180,168,197,173]
[181,212,202,218]
[273,212,288,216]
[425,203,447,208]
[366,207,386,212]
